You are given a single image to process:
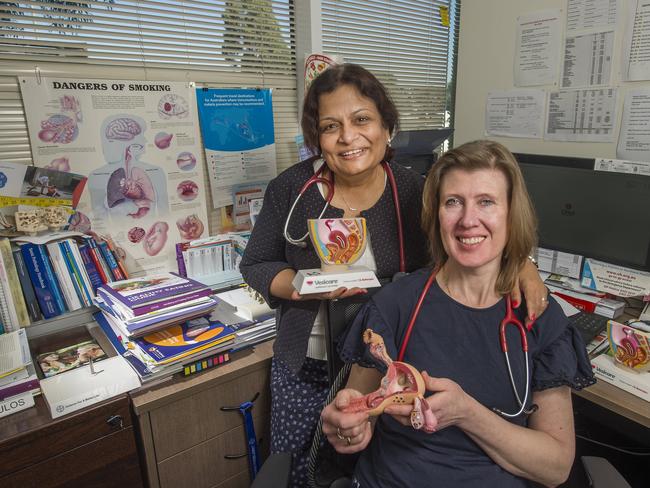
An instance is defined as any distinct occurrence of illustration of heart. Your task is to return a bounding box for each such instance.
[106,144,155,218]
[45,157,71,172]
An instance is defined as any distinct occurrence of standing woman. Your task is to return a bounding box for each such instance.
[240,65,546,487]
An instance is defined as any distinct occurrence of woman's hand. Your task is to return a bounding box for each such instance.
[512,259,548,328]
[321,388,373,454]
[383,372,471,431]
[291,286,368,302]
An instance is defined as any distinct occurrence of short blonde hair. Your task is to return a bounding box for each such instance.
[421,140,538,294]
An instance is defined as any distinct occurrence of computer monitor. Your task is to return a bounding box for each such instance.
[392,128,453,175]
[514,153,650,272]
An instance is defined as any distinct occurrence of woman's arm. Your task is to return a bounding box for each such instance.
[513,258,548,327]
[386,374,574,487]
[321,365,382,454]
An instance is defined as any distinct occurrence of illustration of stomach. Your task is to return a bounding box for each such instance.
[45,157,71,172]
[67,211,91,233]
[143,221,169,256]
[176,214,204,240]
[38,114,78,143]
[107,165,155,218]
[177,180,198,201]
[176,152,196,170]
[128,226,146,243]
[158,94,188,119]
[155,132,173,149]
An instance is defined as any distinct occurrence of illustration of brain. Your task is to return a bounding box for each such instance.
[105,118,142,141]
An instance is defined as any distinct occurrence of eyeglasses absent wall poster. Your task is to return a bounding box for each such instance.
[19,78,209,277]
[196,88,277,209]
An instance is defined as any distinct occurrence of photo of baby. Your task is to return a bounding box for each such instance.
[37,340,107,378]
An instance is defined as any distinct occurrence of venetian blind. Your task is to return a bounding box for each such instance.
[321,0,457,132]
[0,0,298,170]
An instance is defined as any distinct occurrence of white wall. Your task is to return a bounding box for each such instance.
[455,0,644,158]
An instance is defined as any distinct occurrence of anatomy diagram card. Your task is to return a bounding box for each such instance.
[19,78,209,277]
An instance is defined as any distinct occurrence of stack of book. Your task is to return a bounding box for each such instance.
[0,329,40,418]
[0,231,127,330]
[94,273,234,382]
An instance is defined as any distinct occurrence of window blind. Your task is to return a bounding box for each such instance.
[321,0,457,132]
[0,0,298,167]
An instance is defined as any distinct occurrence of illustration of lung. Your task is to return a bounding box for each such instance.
[106,165,155,218]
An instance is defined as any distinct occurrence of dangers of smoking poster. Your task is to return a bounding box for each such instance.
[19,78,209,277]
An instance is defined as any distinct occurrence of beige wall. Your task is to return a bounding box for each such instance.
[455,0,644,158]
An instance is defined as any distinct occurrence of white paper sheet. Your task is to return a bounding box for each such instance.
[623,0,650,81]
[616,89,650,161]
[514,9,563,86]
[485,90,545,138]
[566,0,619,32]
[561,30,614,88]
[545,88,617,141]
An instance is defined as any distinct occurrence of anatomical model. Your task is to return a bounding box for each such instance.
[342,329,437,433]
[87,114,169,222]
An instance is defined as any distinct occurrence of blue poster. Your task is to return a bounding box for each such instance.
[196,88,277,208]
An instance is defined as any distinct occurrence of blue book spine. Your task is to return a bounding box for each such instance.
[78,244,103,293]
[98,241,121,280]
[37,245,66,314]
[12,249,42,322]
[59,242,87,306]
[20,244,59,319]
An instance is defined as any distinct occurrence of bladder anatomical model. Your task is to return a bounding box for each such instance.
[342,329,437,433]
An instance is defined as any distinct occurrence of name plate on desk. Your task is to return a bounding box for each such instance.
[40,356,140,419]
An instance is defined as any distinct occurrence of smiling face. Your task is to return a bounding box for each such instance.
[317,84,390,182]
[438,167,510,273]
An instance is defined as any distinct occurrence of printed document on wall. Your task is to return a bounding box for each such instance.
[196,89,277,209]
[514,9,562,86]
[623,0,650,81]
[566,0,619,33]
[561,30,614,88]
[485,90,545,138]
[19,78,209,277]
[545,88,617,142]
[616,89,650,161]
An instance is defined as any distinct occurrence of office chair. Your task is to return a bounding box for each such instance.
[251,290,379,488]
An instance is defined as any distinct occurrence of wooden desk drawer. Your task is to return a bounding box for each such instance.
[158,414,268,488]
[149,367,270,460]
[0,394,133,477]
[1,426,143,488]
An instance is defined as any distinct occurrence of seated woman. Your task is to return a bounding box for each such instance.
[321,140,595,487]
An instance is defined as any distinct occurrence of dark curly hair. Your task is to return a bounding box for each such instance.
[301,63,399,159]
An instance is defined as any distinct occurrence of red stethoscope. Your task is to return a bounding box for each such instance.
[397,269,538,418]
[283,159,406,273]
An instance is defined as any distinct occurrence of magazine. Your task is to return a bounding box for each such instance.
[133,317,235,365]
[36,340,106,378]
[98,272,209,311]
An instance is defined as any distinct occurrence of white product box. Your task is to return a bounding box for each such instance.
[292,266,381,294]
[590,353,650,402]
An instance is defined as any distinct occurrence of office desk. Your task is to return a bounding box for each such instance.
[574,381,650,429]
[131,340,273,488]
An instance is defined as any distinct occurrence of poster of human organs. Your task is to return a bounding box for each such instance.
[19,78,209,277]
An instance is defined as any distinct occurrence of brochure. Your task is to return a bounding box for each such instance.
[36,340,106,378]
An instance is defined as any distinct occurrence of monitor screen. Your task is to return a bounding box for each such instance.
[514,153,650,272]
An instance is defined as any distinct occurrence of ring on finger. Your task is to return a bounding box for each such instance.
[336,427,345,440]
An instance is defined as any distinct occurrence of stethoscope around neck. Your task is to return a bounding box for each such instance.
[283,159,406,273]
[399,269,538,419]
